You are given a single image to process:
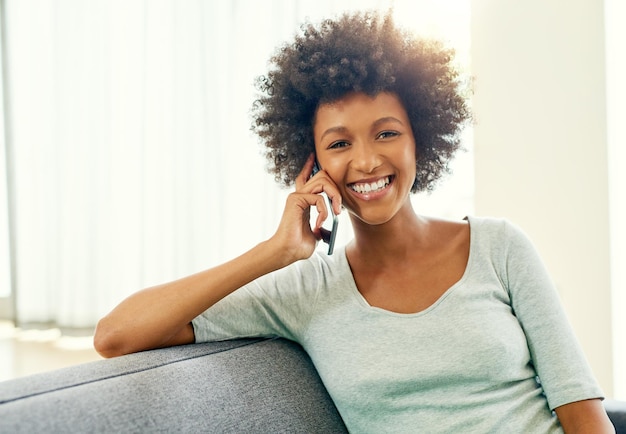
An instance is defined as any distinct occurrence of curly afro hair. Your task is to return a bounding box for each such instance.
[251,11,471,193]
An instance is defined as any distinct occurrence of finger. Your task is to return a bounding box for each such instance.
[294,155,342,215]
[313,196,329,230]
[314,182,341,216]
[295,153,316,190]
[326,190,342,215]
[286,191,328,229]
[315,207,327,231]
[299,169,342,213]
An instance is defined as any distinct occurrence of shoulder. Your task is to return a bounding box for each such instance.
[465,215,511,232]
[464,216,547,278]
[465,215,529,244]
[462,216,542,272]
[269,247,349,288]
[422,215,469,240]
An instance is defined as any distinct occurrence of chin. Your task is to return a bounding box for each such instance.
[348,209,396,227]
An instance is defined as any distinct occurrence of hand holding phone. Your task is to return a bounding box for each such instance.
[311,161,339,255]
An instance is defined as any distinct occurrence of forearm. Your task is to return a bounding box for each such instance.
[94,239,290,357]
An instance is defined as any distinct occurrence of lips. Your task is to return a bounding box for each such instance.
[348,176,392,194]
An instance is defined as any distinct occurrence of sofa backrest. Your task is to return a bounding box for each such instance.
[2,337,625,433]
[0,338,348,433]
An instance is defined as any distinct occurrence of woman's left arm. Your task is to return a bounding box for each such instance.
[555,399,615,433]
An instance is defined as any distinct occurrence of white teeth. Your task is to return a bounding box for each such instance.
[350,176,390,194]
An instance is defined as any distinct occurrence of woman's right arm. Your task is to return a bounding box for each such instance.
[94,238,290,358]
[94,155,341,358]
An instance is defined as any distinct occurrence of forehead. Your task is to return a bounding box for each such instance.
[313,92,409,133]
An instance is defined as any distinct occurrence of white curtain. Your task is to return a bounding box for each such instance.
[1,0,471,328]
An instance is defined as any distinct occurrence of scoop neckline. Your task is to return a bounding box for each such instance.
[337,216,475,318]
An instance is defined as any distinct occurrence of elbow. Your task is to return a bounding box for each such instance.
[93,317,130,358]
[93,315,195,358]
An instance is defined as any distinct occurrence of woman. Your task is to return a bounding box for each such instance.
[95,11,613,433]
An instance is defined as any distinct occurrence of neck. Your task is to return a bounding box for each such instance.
[347,199,428,266]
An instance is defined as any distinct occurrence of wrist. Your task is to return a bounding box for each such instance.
[257,237,301,271]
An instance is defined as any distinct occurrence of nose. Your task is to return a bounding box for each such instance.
[350,140,382,174]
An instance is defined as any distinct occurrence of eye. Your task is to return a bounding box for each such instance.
[376,131,399,140]
[328,140,350,149]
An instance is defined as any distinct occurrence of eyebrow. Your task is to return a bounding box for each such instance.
[320,126,349,142]
[372,116,405,129]
[319,117,405,142]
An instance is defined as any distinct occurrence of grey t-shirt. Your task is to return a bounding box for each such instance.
[193,216,603,433]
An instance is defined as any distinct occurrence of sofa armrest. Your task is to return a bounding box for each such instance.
[606,399,626,433]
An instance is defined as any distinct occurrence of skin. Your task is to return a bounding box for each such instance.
[94,91,614,433]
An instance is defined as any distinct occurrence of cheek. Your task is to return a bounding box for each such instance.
[401,143,417,177]
[314,154,343,186]
[326,162,345,186]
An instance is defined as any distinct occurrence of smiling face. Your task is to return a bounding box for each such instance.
[313,92,417,226]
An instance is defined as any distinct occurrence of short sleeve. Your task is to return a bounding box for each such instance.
[500,221,603,409]
[192,254,324,344]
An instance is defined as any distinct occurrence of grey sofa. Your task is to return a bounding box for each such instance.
[0,337,624,433]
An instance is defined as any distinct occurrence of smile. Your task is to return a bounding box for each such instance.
[348,176,393,194]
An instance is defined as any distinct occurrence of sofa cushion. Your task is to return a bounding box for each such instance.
[0,338,347,433]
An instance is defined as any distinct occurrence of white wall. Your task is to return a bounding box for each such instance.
[471,0,614,396]
[605,0,626,400]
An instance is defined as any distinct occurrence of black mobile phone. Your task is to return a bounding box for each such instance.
[311,161,339,255]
